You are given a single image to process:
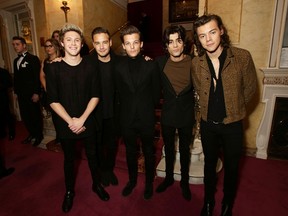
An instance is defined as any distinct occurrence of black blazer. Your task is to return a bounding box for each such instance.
[156,55,195,128]
[13,52,41,96]
[115,55,161,130]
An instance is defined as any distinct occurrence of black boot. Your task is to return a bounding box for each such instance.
[92,184,110,201]
[200,201,215,216]
[155,178,174,193]
[62,191,75,213]
[221,202,233,216]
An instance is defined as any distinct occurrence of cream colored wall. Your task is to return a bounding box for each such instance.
[82,0,127,51]
[162,0,276,150]
[33,0,127,60]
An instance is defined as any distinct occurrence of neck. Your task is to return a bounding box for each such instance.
[170,54,186,62]
[207,45,223,59]
[63,55,82,66]
[99,54,111,63]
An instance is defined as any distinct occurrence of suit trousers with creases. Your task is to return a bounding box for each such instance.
[96,118,118,173]
[200,119,243,205]
[122,120,155,185]
[161,124,193,184]
[17,95,43,138]
[60,134,100,191]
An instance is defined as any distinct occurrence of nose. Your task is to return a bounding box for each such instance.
[206,34,211,41]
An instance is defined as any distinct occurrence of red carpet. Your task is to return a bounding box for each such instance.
[0,122,288,216]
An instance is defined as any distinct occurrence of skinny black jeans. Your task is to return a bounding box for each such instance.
[200,119,243,205]
[61,134,100,191]
[161,124,193,184]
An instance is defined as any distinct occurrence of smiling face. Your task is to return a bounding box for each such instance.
[122,33,143,58]
[61,31,82,57]
[196,19,224,56]
[92,33,112,61]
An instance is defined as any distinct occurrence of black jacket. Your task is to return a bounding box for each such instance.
[156,55,195,128]
[115,55,161,130]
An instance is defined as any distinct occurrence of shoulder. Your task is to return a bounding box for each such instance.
[229,47,252,58]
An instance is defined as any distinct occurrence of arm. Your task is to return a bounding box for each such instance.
[242,51,257,104]
[39,60,46,91]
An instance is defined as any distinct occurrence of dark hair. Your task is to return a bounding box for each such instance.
[91,27,111,40]
[120,25,142,43]
[12,36,26,44]
[162,25,192,55]
[51,30,60,39]
[59,23,84,44]
[193,14,231,56]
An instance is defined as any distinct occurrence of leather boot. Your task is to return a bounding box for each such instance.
[200,201,215,216]
[62,191,75,213]
[221,203,233,216]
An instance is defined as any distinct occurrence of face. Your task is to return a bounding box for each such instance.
[44,41,56,55]
[167,33,185,61]
[53,33,60,41]
[12,39,26,54]
[122,33,143,58]
[196,19,224,54]
[92,33,112,60]
[61,31,82,57]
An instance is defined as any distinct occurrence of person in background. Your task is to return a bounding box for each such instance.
[12,36,43,147]
[0,67,15,141]
[51,30,60,41]
[46,23,109,213]
[192,14,257,216]
[115,25,161,200]
[155,25,195,201]
[88,27,119,187]
[52,30,65,57]
[39,38,62,143]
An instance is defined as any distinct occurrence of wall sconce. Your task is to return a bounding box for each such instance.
[60,1,70,23]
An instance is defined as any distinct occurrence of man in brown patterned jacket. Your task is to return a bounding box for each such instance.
[191,14,257,216]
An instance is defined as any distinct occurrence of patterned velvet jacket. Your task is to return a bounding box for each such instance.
[191,46,257,124]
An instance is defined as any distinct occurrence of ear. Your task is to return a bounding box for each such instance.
[122,43,126,50]
[140,41,143,48]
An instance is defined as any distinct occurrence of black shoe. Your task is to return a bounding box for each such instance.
[143,184,153,200]
[22,135,34,144]
[221,203,233,216]
[122,181,136,197]
[180,183,191,201]
[0,167,15,179]
[200,201,215,216]
[155,178,174,193]
[92,184,110,201]
[62,191,74,213]
[110,171,118,186]
[8,132,15,140]
[33,136,43,147]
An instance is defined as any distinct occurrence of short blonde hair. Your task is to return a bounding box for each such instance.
[59,23,84,44]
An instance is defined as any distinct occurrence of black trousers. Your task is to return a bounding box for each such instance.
[200,119,243,205]
[97,118,118,173]
[122,121,155,185]
[161,124,193,184]
[17,95,43,138]
[60,134,100,191]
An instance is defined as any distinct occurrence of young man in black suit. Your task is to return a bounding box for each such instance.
[115,25,161,200]
[12,36,43,146]
[89,27,119,187]
[155,25,195,201]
